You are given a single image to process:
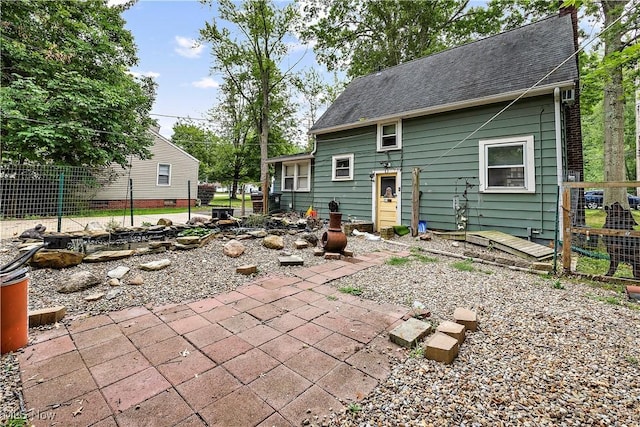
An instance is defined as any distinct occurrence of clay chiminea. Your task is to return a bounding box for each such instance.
[321,201,347,253]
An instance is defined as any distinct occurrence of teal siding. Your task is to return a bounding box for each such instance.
[273,95,565,240]
[271,161,315,214]
[399,97,560,240]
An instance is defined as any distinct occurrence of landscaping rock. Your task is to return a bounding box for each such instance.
[424,332,459,364]
[107,266,130,279]
[300,233,319,246]
[248,230,268,238]
[176,235,201,245]
[263,235,284,250]
[83,250,135,263]
[223,240,246,258]
[57,271,101,293]
[157,218,173,226]
[128,275,144,285]
[30,250,84,269]
[84,292,105,302]
[294,240,309,249]
[389,318,432,348]
[139,259,171,271]
[454,307,478,331]
[278,255,304,266]
[84,221,104,232]
[107,278,120,287]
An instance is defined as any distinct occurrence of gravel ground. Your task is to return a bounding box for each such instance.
[1,227,639,426]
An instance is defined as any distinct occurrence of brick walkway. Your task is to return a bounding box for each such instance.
[18,251,409,426]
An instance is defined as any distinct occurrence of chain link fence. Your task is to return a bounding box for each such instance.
[0,163,196,239]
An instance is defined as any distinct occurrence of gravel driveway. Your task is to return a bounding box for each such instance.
[1,230,639,426]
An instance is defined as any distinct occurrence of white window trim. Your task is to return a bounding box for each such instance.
[331,154,354,181]
[281,160,311,192]
[157,163,171,186]
[377,121,402,151]
[478,135,535,193]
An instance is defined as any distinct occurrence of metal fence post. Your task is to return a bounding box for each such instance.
[57,172,64,232]
[188,180,191,221]
[129,178,134,226]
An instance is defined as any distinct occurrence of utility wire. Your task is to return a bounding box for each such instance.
[423,6,634,169]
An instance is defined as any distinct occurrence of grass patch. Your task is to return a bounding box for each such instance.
[338,286,363,296]
[412,253,438,263]
[4,417,28,427]
[585,208,640,229]
[326,295,338,301]
[408,344,424,358]
[386,257,411,266]
[451,259,475,272]
[347,403,362,413]
[209,193,252,208]
[589,294,621,305]
[625,355,639,365]
[577,255,634,278]
[552,280,565,290]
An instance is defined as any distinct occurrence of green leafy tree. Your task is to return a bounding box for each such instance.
[298,0,534,79]
[0,0,156,167]
[171,121,219,182]
[200,0,300,213]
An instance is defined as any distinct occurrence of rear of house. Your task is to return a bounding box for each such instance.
[93,127,199,209]
[271,11,582,242]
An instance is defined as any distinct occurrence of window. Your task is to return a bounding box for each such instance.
[478,136,535,193]
[281,160,310,192]
[332,154,354,181]
[157,163,171,186]
[377,121,402,151]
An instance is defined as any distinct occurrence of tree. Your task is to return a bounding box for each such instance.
[299,0,533,79]
[0,0,156,167]
[171,121,219,182]
[200,0,300,213]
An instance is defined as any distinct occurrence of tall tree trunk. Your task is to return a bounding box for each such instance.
[260,92,270,214]
[602,0,628,207]
[636,63,640,197]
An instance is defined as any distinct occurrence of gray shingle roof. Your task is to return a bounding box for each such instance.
[311,14,578,134]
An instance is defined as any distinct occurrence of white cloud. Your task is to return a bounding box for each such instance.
[192,77,219,89]
[174,36,205,59]
[129,70,160,79]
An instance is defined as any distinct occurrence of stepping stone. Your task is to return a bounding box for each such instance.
[278,255,304,266]
[236,264,257,275]
[324,252,341,260]
[436,320,465,345]
[28,306,66,327]
[453,307,478,331]
[425,332,459,364]
[313,248,325,257]
[389,317,431,348]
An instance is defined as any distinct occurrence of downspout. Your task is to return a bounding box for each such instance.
[554,88,564,237]
[538,107,545,233]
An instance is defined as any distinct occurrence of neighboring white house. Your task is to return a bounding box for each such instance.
[92,127,200,209]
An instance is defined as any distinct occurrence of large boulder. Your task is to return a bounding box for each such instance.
[223,240,245,258]
[30,250,84,269]
[263,235,284,250]
[57,271,101,293]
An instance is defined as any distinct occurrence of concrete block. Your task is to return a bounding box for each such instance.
[324,252,341,260]
[388,318,431,349]
[379,227,394,240]
[278,255,304,266]
[313,248,325,257]
[29,306,66,327]
[342,249,354,257]
[436,320,465,345]
[425,332,459,364]
[236,264,257,275]
[453,307,478,331]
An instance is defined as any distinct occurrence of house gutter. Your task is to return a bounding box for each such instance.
[310,80,575,136]
[554,87,564,235]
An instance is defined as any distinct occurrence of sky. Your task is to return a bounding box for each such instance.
[121,0,319,139]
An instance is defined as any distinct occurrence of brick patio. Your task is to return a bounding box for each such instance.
[17,251,410,426]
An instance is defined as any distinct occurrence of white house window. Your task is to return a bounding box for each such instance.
[478,136,535,193]
[157,163,171,186]
[377,121,402,151]
[282,160,310,192]
[332,154,354,181]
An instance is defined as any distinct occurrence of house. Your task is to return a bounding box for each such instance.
[269,10,582,242]
[92,127,200,209]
